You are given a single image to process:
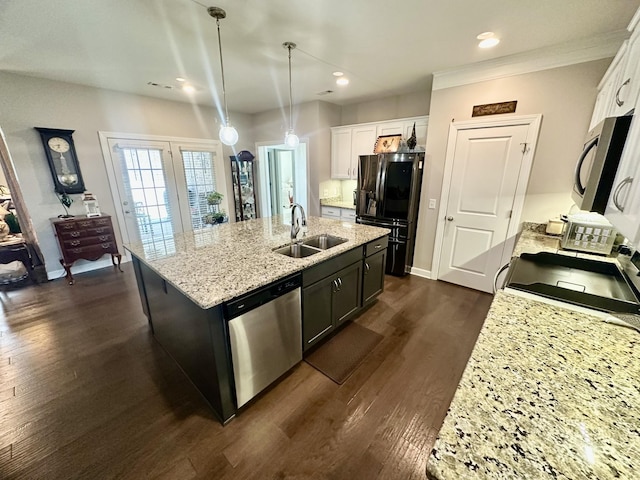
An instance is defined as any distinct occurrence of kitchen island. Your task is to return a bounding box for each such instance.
[426,226,640,479]
[125,216,389,423]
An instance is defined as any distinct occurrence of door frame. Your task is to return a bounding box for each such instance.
[255,139,308,219]
[431,114,542,281]
[98,131,226,251]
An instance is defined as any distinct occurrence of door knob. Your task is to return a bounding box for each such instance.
[446,216,454,221]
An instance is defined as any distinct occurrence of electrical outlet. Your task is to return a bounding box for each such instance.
[428,198,437,209]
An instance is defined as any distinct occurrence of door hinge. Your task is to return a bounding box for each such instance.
[520,142,528,154]
[507,210,513,219]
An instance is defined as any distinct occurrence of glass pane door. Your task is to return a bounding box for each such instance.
[107,139,180,256]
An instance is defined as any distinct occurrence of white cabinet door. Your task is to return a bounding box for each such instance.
[377,122,404,137]
[605,114,640,243]
[330,128,352,179]
[321,206,341,219]
[590,41,629,129]
[615,30,640,116]
[340,208,356,222]
[402,118,429,149]
[350,126,377,179]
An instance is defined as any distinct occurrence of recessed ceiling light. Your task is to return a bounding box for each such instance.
[176,77,186,82]
[182,84,196,93]
[336,77,349,86]
[479,37,500,49]
[476,32,494,40]
[332,71,344,77]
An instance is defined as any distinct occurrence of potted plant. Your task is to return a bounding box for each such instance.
[207,191,223,205]
[213,211,226,223]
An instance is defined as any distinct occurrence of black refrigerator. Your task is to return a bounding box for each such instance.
[356,153,424,276]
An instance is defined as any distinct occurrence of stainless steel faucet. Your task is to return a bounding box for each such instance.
[290,203,307,242]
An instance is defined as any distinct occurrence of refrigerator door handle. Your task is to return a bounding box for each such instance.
[377,157,386,218]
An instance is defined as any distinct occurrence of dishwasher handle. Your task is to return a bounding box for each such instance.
[225,273,302,319]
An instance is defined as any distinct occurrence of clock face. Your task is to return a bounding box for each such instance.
[48,137,70,153]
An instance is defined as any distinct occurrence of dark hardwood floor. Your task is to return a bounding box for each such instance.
[0,263,492,480]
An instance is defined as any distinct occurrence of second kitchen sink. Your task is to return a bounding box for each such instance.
[303,234,348,250]
[273,243,320,258]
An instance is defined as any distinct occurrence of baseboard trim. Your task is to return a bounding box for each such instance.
[47,256,131,281]
[409,267,432,279]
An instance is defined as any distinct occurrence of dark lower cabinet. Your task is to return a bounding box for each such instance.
[302,260,362,351]
[133,257,236,424]
[362,249,386,306]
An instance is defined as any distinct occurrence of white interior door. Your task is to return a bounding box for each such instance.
[436,119,539,293]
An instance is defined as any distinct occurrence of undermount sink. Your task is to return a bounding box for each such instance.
[303,234,348,250]
[273,234,348,258]
[273,243,321,258]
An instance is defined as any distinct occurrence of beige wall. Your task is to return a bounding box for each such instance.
[340,91,430,125]
[0,71,253,278]
[252,100,341,216]
[413,58,611,273]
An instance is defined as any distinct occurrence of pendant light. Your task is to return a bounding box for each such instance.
[283,42,299,149]
[208,7,238,146]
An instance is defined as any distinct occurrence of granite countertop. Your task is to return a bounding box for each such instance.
[124,216,388,309]
[320,199,356,210]
[427,224,640,479]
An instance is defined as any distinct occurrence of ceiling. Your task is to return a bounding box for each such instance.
[1,0,638,114]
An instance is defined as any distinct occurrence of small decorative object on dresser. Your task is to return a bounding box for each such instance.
[51,214,122,285]
[82,192,101,217]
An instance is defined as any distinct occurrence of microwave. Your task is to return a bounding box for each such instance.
[571,116,631,214]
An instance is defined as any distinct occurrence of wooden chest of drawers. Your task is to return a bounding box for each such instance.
[51,214,122,284]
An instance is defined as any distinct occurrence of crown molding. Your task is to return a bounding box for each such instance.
[432,30,629,91]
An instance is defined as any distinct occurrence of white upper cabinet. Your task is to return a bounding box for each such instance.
[330,127,352,179]
[330,116,428,179]
[376,121,404,137]
[601,6,640,245]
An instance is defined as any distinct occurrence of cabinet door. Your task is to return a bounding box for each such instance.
[302,277,334,350]
[605,114,640,242]
[351,126,377,178]
[615,30,640,116]
[362,250,386,306]
[331,128,352,179]
[321,206,341,219]
[340,208,356,223]
[402,117,428,150]
[332,262,362,326]
[377,122,404,137]
[591,41,629,128]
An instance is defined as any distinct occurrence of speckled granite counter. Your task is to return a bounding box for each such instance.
[124,216,388,309]
[427,225,639,479]
[320,199,356,210]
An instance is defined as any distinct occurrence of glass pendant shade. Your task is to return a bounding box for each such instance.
[219,124,239,146]
[209,7,239,148]
[284,130,299,149]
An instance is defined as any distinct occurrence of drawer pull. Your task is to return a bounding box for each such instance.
[99,235,109,241]
[374,244,382,249]
[70,240,81,246]
[364,262,370,274]
[95,228,106,234]
[72,248,82,253]
[70,231,81,237]
[307,325,333,344]
[79,221,91,227]
[101,243,111,249]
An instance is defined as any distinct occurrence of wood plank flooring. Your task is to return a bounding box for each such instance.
[0,263,492,479]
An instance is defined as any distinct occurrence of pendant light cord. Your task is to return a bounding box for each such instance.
[288,44,293,132]
[216,17,230,125]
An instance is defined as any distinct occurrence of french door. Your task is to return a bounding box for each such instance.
[100,133,226,256]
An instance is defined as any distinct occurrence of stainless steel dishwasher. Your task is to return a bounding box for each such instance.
[225,274,302,408]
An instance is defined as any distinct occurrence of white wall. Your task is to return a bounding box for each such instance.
[0,71,253,278]
[414,58,611,273]
[252,100,341,216]
[340,91,430,125]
